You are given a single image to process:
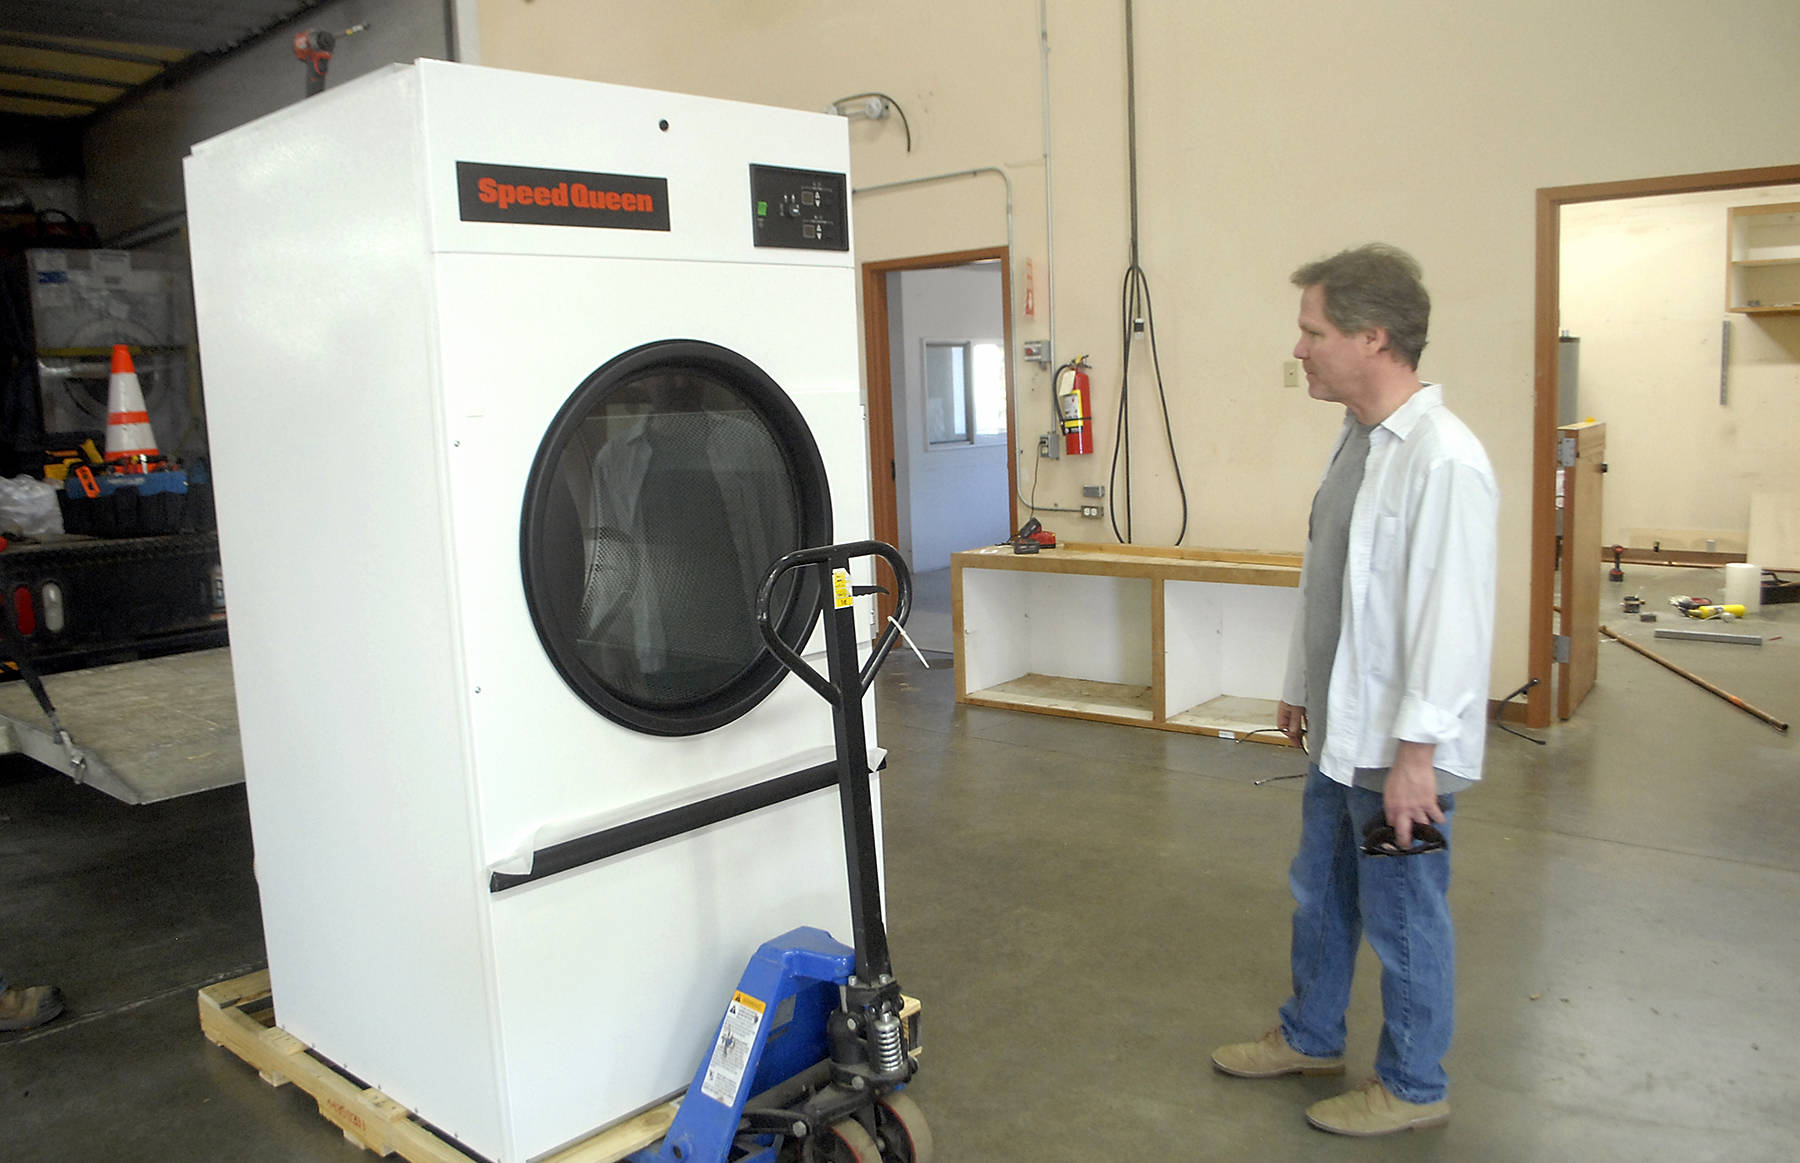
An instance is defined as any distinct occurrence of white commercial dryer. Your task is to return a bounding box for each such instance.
[184,61,881,1161]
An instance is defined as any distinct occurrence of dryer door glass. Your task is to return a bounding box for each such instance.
[522,340,832,737]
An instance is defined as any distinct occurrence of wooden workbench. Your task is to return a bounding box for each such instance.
[952,543,1303,744]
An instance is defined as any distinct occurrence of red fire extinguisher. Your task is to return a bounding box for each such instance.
[1057,357,1093,456]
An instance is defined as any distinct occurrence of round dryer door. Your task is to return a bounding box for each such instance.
[521,340,833,736]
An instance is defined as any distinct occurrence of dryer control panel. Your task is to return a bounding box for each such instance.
[750,164,849,251]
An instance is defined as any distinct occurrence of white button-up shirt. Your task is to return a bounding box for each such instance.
[1282,383,1500,786]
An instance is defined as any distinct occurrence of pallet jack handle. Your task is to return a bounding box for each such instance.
[755,539,913,988]
[635,543,922,1163]
[755,539,912,708]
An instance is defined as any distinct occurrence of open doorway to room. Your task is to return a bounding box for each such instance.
[1527,164,1800,728]
[862,248,1017,655]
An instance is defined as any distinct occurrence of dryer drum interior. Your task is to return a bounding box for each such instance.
[521,339,833,737]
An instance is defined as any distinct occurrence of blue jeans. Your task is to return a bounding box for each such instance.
[1278,766,1455,1103]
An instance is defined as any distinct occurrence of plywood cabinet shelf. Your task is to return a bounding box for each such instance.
[1727,202,1800,314]
[952,542,1304,745]
[974,673,1155,722]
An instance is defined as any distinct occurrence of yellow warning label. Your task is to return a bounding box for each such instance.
[832,568,854,609]
[700,991,768,1107]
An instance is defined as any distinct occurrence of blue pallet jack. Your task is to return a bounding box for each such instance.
[630,540,930,1163]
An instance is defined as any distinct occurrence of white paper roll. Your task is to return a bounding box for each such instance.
[1724,561,1761,611]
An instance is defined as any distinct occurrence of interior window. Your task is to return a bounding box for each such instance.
[924,339,1006,445]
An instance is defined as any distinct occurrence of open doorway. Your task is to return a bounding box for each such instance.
[862,248,1017,654]
[1561,183,1800,551]
[1527,164,1800,728]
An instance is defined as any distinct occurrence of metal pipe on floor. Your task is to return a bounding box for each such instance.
[1599,625,1790,733]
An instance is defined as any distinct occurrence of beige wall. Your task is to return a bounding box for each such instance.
[1562,185,1800,551]
[475,0,1800,693]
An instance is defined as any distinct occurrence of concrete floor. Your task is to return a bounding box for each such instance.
[3,565,1797,1161]
[903,567,953,656]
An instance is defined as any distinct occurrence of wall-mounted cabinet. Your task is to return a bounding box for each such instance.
[1727,202,1800,314]
[952,543,1303,745]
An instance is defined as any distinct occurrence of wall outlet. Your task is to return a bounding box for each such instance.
[1283,359,1303,388]
[1037,432,1060,459]
[1080,504,1102,519]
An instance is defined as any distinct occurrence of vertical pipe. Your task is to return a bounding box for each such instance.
[1124,0,1140,270]
[1039,0,1059,359]
[1719,318,1731,406]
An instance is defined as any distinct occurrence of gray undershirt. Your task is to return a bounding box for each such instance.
[1303,418,1472,797]
[1304,421,1373,761]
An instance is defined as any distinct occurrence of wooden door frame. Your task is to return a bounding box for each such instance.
[861,247,1017,614]
[1526,163,1800,727]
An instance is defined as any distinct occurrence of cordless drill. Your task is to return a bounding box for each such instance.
[294,24,367,97]
[293,30,335,97]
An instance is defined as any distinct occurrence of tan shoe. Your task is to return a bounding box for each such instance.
[1211,1026,1345,1078]
[0,984,65,1031]
[1306,1076,1449,1136]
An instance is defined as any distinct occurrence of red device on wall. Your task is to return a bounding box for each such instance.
[1058,357,1093,455]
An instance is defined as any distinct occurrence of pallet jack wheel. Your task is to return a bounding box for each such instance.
[821,1117,882,1163]
[874,1092,934,1163]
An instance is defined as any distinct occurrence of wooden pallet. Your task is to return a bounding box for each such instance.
[198,971,675,1163]
[199,970,921,1163]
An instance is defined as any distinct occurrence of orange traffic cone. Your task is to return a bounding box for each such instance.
[104,344,159,474]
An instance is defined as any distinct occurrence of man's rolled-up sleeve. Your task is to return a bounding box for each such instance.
[1391,457,1499,744]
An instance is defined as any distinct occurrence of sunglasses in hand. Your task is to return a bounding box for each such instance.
[1361,806,1449,858]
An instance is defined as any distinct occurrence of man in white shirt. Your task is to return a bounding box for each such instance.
[1211,244,1498,1137]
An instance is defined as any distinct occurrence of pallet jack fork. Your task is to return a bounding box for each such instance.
[631,541,930,1163]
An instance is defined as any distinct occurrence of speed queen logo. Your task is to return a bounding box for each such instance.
[456,161,671,231]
